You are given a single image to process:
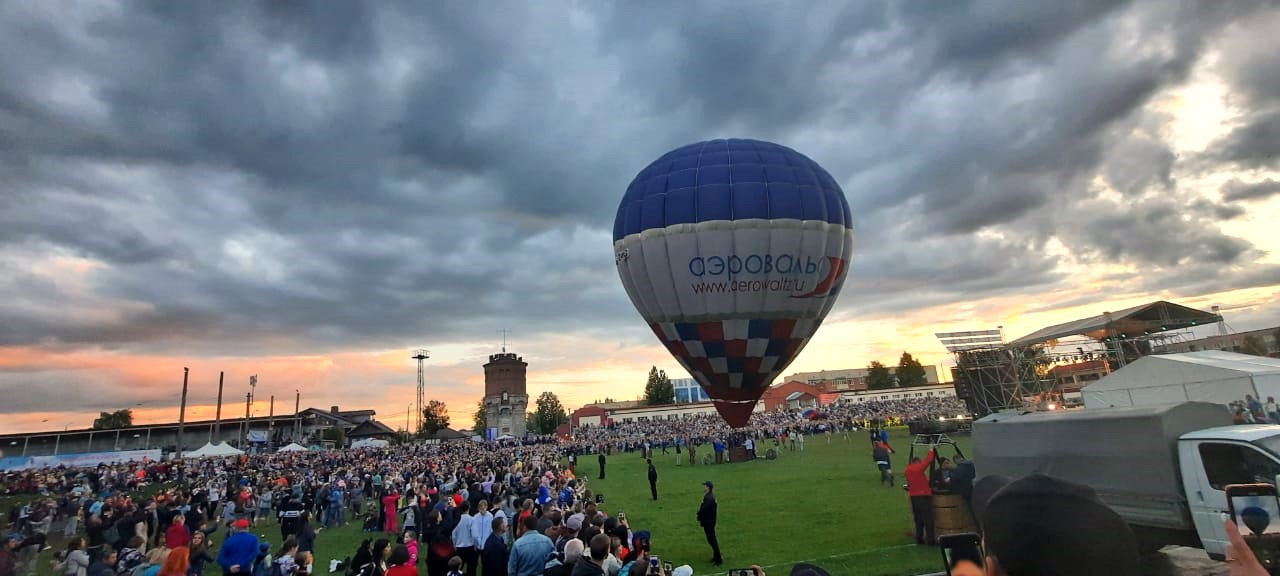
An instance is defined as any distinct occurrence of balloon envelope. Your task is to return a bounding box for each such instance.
[613,139,853,426]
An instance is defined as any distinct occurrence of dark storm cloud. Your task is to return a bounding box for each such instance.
[1222,179,1280,202]
[0,0,1276,363]
[1203,109,1280,170]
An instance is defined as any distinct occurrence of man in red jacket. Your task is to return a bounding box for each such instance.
[905,448,936,545]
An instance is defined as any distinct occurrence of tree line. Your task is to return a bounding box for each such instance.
[866,352,928,390]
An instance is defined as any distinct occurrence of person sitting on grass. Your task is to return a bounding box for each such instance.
[382,546,414,576]
[345,540,372,576]
[54,538,90,576]
[293,552,312,576]
[272,539,300,576]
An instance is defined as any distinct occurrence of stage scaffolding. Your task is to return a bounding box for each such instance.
[937,328,1200,416]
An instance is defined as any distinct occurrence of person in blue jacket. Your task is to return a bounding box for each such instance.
[218,519,260,576]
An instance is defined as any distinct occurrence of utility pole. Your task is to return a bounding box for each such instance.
[412,350,430,435]
[294,390,300,443]
[177,367,189,459]
[242,392,251,448]
[213,371,224,443]
[268,395,275,451]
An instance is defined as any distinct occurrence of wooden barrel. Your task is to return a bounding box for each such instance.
[933,493,976,536]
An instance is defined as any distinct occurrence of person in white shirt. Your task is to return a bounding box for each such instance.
[452,503,477,576]
[470,500,495,553]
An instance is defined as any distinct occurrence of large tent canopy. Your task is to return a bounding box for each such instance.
[1083,350,1280,409]
[350,438,389,449]
[1008,300,1219,347]
[277,443,307,452]
[186,442,245,458]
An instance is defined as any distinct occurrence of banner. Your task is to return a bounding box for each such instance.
[0,449,162,471]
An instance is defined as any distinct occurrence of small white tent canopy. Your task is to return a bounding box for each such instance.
[186,442,245,458]
[277,443,307,452]
[1083,350,1280,409]
[350,438,389,449]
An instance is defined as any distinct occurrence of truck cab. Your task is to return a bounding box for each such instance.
[1179,425,1280,558]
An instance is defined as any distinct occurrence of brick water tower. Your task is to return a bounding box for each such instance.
[483,351,528,437]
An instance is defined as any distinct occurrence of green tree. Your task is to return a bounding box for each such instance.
[422,399,450,436]
[92,409,133,430]
[532,391,568,435]
[644,366,675,405]
[321,426,346,447]
[1243,335,1270,357]
[866,361,894,390]
[473,400,488,434]
[896,352,927,388]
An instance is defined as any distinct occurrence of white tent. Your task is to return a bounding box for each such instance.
[277,443,307,452]
[185,442,245,458]
[350,438,389,449]
[1084,350,1280,409]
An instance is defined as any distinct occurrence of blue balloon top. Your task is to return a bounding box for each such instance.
[614,139,851,241]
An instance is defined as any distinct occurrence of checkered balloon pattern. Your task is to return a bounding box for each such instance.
[650,318,817,402]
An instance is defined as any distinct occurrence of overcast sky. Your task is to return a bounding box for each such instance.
[2,1,1279,433]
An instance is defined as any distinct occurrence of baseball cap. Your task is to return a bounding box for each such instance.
[233,519,251,529]
[565,514,584,531]
[978,474,1139,575]
[702,481,713,489]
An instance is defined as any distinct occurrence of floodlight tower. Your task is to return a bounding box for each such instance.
[412,349,430,434]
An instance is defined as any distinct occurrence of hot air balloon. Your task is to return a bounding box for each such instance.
[613,139,854,427]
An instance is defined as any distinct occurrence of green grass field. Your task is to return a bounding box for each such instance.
[578,430,972,576]
[12,429,972,576]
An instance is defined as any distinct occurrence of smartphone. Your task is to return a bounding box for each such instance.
[649,557,659,568]
[938,533,983,576]
[727,570,754,576]
[663,563,673,573]
[1226,483,1280,571]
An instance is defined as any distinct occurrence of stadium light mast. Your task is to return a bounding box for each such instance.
[412,349,430,435]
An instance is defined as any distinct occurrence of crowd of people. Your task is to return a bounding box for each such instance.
[566,397,968,459]
[0,434,699,576]
[4,393,1267,576]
